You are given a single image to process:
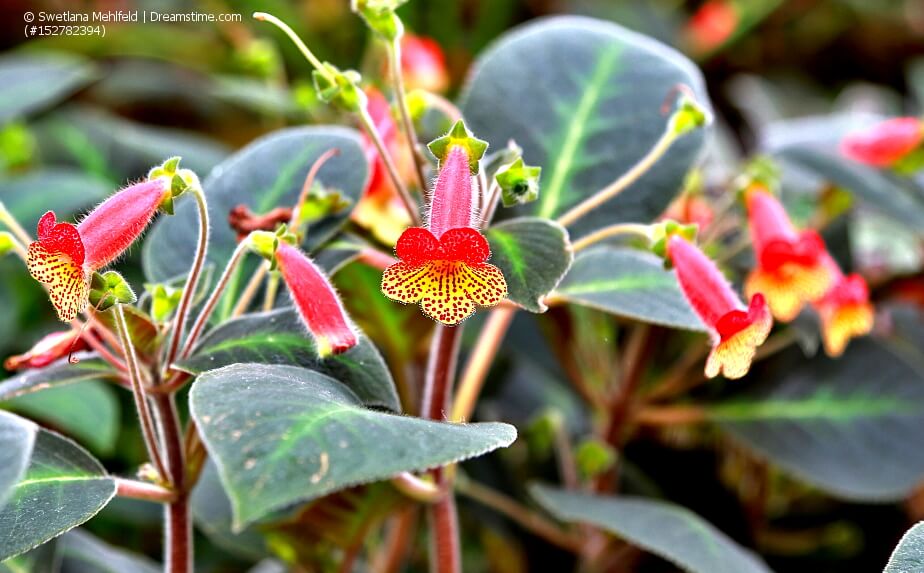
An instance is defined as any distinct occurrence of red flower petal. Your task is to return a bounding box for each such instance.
[439,227,490,265]
[841,117,923,167]
[28,211,89,322]
[395,226,440,264]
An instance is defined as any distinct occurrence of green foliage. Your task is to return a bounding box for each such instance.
[0,53,97,123]
[884,522,924,573]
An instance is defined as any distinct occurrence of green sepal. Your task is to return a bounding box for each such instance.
[427,120,489,174]
[149,156,202,209]
[734,155,781,200]
[893,146,924,175]
[89,271,137,312]
[0,232,14,257]
[650,219,698,268]
[668,93,711,137]
[496,158,542,207]
[247,226,297,271]
[312,64,366,112]
[575,438,617,480]
[145,283,183,323]
[351,0,405,41]
[294,185,353,233]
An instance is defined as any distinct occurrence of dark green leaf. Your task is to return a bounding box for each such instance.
[485,217,572,312]
[714,338,924,501]
[141,126,368,306]
[462,16,710,237]
[59,529,159,573]
[0,53,96,123]
[177,308,399,411]
[531,485,772,573]
[0,355,117,402]
[0,411,35,512]
[0,539,57,573]
[190,364,516,528]
[552,246,705,330]
[0,169,111,223]
[191,462,270,560]
[0,428,115,561]
[885,521,924,573]
[3,380,120,456]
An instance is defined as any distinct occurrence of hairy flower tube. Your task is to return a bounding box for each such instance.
[667,235,773,379]
[4,329,86,371]
[813,254,874,357]
[274,241,358,357]
[840,117,923,167]
[401,33,449,93]
[353,88,414,244]
[28,178,171,321]
[744,186,833,321]
[381,138,507,325]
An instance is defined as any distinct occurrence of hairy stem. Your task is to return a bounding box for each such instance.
[451,306,516,422]
[392,472,444,503]
[231,262,268,318]
[262,272,279,312]
[570,223,653,252]
[387,38,430,195]
[357,105,422,227]
[422,325,464,573]
[164,189,209,375]
[153,392,191,573]
[0,202,33,247]
[113,304,168,482]
[556,128,679,227]
[252,12,332,82]
[180,240,249,360]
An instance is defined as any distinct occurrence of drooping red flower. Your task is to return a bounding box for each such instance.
[744,186,834,321]
[813,254,874,357]
[685,0,738,54]
[667,235,772,379]
[275,241,358,357]
[4,329,86,371]
[840,117,923,167]
[401,33,449,93]
[381,142,506,325]
[28,179,170,321]
[354,88,413,244]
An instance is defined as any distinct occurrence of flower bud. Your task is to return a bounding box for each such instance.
[496,158,542,207]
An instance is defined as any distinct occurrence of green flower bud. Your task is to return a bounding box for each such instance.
[428,120,489,174]
[313,64,367,112]
[90,271,137,312]
[351,0,405,41]
[146,283,183,323]
[575,438,617,480]
[668,92,711,137]
[496,158,542,207]
[651,219,698,266]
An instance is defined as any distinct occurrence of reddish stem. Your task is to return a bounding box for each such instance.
[153,393,192,573]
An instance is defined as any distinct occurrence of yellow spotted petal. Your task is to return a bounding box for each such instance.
[27,242,89,322]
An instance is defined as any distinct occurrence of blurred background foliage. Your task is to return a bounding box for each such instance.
[0,0,923,572]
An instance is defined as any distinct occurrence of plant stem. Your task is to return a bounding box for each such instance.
[479,180,502,226]
[357,105,422,227]
[0,202,33,247]
[164,189,209,375]
[372,507,418,573]
[570,223,653,252]
[113,304,169,482]
[262,272,280,312]
[387,38,430,195]
[152,392,191,573]
[451,306,515,422]
[291,147,342,229]
[72,318,127,372]
[634,405,707,426]
[456,478,581,552]
[392,472,444,503]
[231,262,268,318]
[115,478,177,503]
[422,325,464,573]
[179,240,249,360]
[252,12,332,83]
[556,128,679,227]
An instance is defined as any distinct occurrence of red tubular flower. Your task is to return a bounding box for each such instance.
[4,329,86,371]
[275,241,358,357]
[813,254,874,357]
[667,235,772,379]
[685,0,738,54]
[354,88,412,244]
[662,194,714,231]
[381,143,506,325]
[28,179,170,321]
[744,187,834,321]
[401,34,449,93]
[840,117,923,167]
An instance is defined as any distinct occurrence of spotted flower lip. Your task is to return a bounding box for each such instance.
[382,227,507,325]
[381,137,506,325]
[27,179,170,322]
[667,235,772,379]
[4,329,86,371]
[401,33,449,93]
[744,187,833,321]
[275,241,358,357]
[840,117,923,167]
[813,254,874,357]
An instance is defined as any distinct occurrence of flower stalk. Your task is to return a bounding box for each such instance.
[387,38,430,195]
